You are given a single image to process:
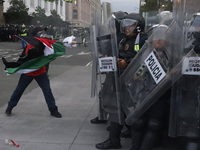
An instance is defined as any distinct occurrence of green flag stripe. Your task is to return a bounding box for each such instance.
[6,42,65,74]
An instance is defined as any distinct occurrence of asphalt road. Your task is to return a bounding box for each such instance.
[0,40,93,108]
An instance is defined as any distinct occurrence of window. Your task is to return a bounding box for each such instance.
[56,0,58,12]
[38,0,41,7]
[45,1,48,11]
[73,0,77,6]
[60,6,63,15]
[50,2,53,10]
[30,0,34,7]
[73,10,78,19]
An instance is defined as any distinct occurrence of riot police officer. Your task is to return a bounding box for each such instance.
[180,20,200,150]
[129,24,172,150]
[170,15,200,150]
[20,24,29,48]
[90,11,128,124]
[95,13,148,149]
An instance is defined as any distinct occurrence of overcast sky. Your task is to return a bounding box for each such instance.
[101,0,140,13]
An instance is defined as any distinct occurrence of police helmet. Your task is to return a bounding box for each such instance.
[112,11,128,34]
[121,13,145,33]
[192,13,200,40]
[147,24,169,36]
[148,24,171,44]
[112,11,128,22]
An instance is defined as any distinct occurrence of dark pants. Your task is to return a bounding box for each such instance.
[109,122,123,142]
[8,73,58,112]
[130,89,171,150]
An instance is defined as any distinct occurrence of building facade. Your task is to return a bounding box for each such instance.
[102,2,112,24]
[3,0,66,21]
[65,0,101,28]
[0,0,4,24]
[3,0,102,28]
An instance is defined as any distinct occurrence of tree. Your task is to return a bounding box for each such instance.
[140,0,158,13]
[31,6,49,26]
[5,0,29,24]
[48,10,63,27]
[44,0,74,2]
[140,0,173,13]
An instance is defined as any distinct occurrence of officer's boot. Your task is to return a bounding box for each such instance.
[130,128,144,150]
[139,119,162,150]
[130,119,146,150]
[96,122,123,149]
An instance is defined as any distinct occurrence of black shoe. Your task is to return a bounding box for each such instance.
[2,57,8,66]
[5,107,13,115]
[120,129,131,138]
[90,117,108,124]
[95,139,121,149]
[51,111,62,118]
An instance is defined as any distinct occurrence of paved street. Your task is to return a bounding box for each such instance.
[0,41,178,150]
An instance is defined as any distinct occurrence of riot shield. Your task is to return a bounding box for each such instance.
[143,10,173,33]
[169,13,200,138]
[90,11,108,121]
[143,10,159,32]
[91,11,102,98]
[120,21,184,126]
[90,12,124,124]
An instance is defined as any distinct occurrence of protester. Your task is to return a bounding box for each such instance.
[3,27,64,118]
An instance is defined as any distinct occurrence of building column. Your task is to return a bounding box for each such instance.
[0,0,5,24]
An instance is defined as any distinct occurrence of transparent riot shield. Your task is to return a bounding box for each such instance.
[143,10,173,32]
[90,11,108,121]
[120,21,184,125]
[169,13,200,138]
[90,12,124,124]
[143,11,159,32]
[91,11,102,98]
[183,13,200,54]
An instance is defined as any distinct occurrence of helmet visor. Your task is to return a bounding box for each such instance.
[121,19,138,34]
[121,19,138,27]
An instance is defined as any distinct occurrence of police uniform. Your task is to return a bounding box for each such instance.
[178,29,200,150]
[95,13,148,148]
[21,25,29,48]
[4,27,62,118]
[130,25,172,150]
[91,11,128,124]
[109,33,148,142]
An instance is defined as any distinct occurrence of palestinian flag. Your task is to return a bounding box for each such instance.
[5,37,66,75]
